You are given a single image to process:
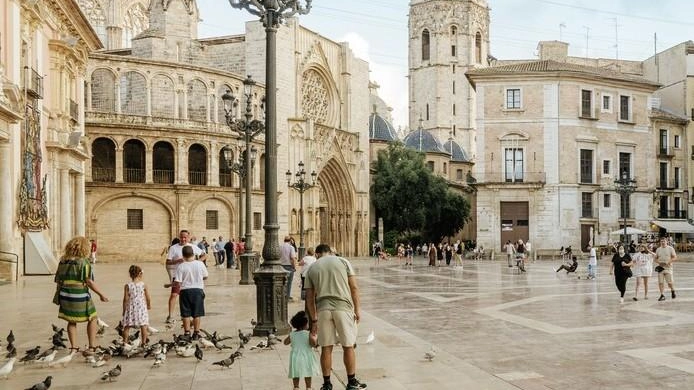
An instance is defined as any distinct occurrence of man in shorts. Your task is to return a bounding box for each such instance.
[305,244,366,390]
[166,230,206,323]
[173,245,208,339]
[655,237,677,301]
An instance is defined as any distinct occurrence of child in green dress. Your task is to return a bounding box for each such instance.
[284,311,320,390]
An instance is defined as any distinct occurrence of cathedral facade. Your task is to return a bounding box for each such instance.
[81,0,370,261]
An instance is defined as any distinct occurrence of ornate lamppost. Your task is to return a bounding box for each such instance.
[614,170,637,244]
[286,161,317,259]
[228,0,312,336]
[221,146,257,278]
[222,76,264,285]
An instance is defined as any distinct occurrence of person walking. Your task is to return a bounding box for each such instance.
[224,238,235,269]
[444,244,453,266]
[305,244,367,390]
[609,245,633,304]
[454,244,464,267]
[281,236,299,302]
[215,236,226,268]
[436,243,444,266]
[89,239,97,264]
[165,230,206,324]
[284,310,320,390]
[54,236,109,354]
[504,240,515,268]
[173,245,209,340]
[121,265,150,346]
[587,244,597,279]
[300,248,318,301]
[427,242,437,267]
[516,240,527,272]
[655,237,677,301]
[632,244,654,300]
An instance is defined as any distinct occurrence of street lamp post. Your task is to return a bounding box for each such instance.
[221,146,257,277]
[286,161,317,259]
[222,76,264,285]
[614,170,637,245]
[228,0,312,336]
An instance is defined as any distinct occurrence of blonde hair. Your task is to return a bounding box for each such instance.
[60,236,90,261]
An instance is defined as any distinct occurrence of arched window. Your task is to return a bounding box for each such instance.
[90,69,116,112]
[422,29,430,61]
[450,25,457,35]
[91,138,116,182]
[219,149,233,188]
[475,32,482,64]
[153,141,175,184]
[123,139,146,183]
[188,144,207,185]
[119,71,146,115]
[443,162,448,174]
[151,75,175,118]
[187,79,208,122]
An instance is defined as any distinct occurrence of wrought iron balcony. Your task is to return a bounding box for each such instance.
[153,169,174,184]
[91,167,115,182]
[657,210,687,219]
[124,168,145,183]
[189,171,207,186]
[25,68,43,99]
[219,173,233,187]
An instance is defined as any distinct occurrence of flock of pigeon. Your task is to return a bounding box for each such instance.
[0,318,288,388]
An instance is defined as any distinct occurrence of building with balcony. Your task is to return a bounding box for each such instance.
[0,0,102,280]
[467,41,662,252]
[80,0,371,261]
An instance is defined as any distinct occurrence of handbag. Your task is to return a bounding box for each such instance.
[623,267,633,278]
[655,265,664,273]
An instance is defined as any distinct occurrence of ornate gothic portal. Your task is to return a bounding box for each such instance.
[17,104,48,232]
[317,158,356,257]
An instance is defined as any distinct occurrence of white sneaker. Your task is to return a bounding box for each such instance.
[620,297,624,304]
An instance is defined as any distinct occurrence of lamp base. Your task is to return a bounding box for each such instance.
[239,252,257,285]
[252,265,290,336]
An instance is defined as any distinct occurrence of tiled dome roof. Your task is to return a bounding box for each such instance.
[369,112,398,142]
[442,139,470,162]
[403,127,446,154]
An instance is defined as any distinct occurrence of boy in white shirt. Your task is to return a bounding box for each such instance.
[587,244,597,279]
[173,245,208,340]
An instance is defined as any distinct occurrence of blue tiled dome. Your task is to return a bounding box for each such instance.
[403,127,446,154]
[369,112,398,142]
[442,139,470,162]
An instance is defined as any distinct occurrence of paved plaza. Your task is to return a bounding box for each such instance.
[2,256,694,389]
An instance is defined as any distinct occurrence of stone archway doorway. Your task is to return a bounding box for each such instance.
[317,158,355,256]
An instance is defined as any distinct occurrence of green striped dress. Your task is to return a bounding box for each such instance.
[55,258,97,323]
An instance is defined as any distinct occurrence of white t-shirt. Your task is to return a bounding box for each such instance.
[301,255,317,277]
[166,244,204,277]
[280,242,297,267]
[589,247,597,265]
[173,260,208,290]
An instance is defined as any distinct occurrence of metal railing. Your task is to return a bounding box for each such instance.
[658,210,687,219]
[124,168,145,183]
[153,169,174,184]
[26,68,43,99]
[480,171,546,184]
[219,173,233,187]
[657,179,679,190]
[69,99,79,122]
[91,167,115,182]
[189,171,207,185]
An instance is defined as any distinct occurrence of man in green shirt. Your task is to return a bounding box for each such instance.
[305,244,366,390]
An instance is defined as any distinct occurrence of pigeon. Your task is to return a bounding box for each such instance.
[20,346,41,363]
[194,344,203,361]
[198,337,215,349]
[250,318,257,326]
[152,352,166,367]
[24,375,52,390]
[212,356,234,368]
[48,350,77,368]
[6,330,14,345]
[424,346,436,362]
[115,322,124,338]
[175,344,195,358]
[365,330,375,345]
[51,324,64,333]
[96,318,110,328]
[35,349,57,365]
[6,343,16,358]
[100,364,121,382]
[0,357,16,379]
[147,326,159,335]
[249,341,268,350]
[238,329,250,345]
[51,334,67,349]
[230,348,243,360]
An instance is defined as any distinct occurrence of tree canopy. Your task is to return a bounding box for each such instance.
[371,142,471,242]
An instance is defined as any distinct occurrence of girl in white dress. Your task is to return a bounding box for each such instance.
[632,244,654,301]
[122,265,151,346]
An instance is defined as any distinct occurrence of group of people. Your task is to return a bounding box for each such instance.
[177,235,246,269]
[610,237,677,303]
[504,239,531,272]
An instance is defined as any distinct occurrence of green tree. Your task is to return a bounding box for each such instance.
[371,142,470,242]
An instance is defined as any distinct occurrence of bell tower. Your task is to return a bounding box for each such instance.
[408,0,490,160]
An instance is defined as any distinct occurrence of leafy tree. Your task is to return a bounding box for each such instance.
[371,142,470,242]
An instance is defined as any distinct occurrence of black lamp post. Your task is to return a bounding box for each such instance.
[227,0,312,336]
[222,75,264,285]
[286,161,317,259]
[614,170,637,244]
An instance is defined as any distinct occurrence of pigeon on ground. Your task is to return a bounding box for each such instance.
[424,346,436,362]
[250,318,257,326]
[249,341,268,350]
[175,344,195,358]
[115,322,124,338]
[100,364,121,382]
[50,324,64,334]
[230,348,243,360]
[24,375,52,390]
[51,334,67,349]
[96,318,109,328]
[198,337,214,349]
[48,350,77,368]
[6,330,14,345]
[0,357,16,379]
[152,352,166,367]
[194,344,203,361]
[238,329,250,345]
[147,326,159,335]
[6,343,16,358]
[36,349,57,365]
[212,356,234,368]
[20,346,41,363]
[365,330,375,345]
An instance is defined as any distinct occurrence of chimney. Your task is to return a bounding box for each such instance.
[537,41,569,62]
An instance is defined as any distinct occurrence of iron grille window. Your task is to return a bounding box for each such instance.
[580,149,593,183]
[253,212,262,230]
[603,160,610,175]
[620,95,631,121]
[206,210,218,230]
[581,90,592,117]
[581,193,593,218]
[603,194,611,208]
[619,153,631,179]
[127,209,143,230]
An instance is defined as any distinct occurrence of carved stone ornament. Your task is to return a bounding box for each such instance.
[17,105,49,232]
[301,69,329,124]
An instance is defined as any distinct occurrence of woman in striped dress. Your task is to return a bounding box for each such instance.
[54,236,109,352]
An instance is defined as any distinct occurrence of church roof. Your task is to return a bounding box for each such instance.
[649,107,689,125]
[403,127,447,154]
[442,139,470,162]
[466,60,660,88]
[369,112,398,142]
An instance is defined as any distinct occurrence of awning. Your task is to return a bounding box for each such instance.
[610,227,647,236]
[651,220,694,234]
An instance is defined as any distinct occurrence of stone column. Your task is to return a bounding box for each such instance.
[209,141,219,186]
[60,169,71,245]
[0,143,13,252]
[74,173,85,236]
[176,138,187,185]
[146,81,152,117]
[85,80,92,111]
[145,147,153,183]
[174,90,180,119]
[115,146,124,183]
[182,91,188,120]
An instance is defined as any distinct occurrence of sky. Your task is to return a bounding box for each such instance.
[197,0,694,129]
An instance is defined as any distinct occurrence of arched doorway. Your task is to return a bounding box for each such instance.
[317,158,355,256]
[91,137,115,182]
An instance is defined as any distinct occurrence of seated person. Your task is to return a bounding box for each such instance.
[556,256,578,273]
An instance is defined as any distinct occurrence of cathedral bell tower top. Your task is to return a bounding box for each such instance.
[148,0,200,39]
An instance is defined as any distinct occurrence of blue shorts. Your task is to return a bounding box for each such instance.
[179,288,205,318]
